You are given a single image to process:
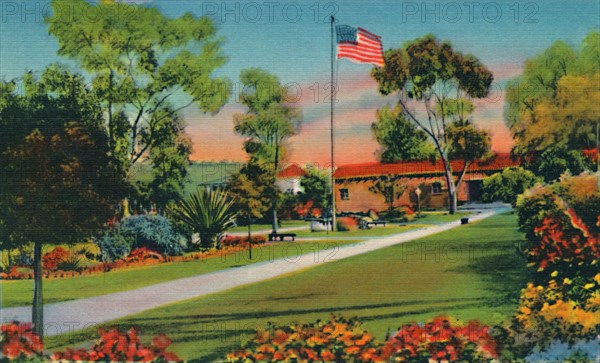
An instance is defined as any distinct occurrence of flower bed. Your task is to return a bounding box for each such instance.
[0,238,269,281]
[0,322,180,362]
[221,235,267,248]
[226,315,381,363]
[1,322,43,360]
[226,315,499,363]
[510,173,600,355]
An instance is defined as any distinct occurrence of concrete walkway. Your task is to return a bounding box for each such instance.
[1,210,499,337]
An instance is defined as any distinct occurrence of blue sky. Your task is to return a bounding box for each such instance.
[1,0,599,163]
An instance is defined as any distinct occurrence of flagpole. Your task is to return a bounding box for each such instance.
[330,15,337,232]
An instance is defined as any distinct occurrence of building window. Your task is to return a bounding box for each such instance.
[432,182,443,194]
[340,188,349,200]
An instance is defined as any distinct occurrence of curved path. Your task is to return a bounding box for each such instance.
[1,210,499,337]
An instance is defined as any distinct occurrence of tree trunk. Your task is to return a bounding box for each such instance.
[32,240,44,340]
[271,208,278,234]
[272,141,280,233]
[442,158,457,214]
[247,217,252,260]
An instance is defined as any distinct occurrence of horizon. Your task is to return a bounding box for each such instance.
[1,0,598,165]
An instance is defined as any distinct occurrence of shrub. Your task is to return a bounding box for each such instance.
[96,215,186,262]
[51,326,181,362]
[221,235,267,248]
[169,188,237,250]
[336,216,359,231]
[56,256,84,272]
[226,315,381,363]
[42,246,69,271]
[482,166,540,206]
[516,174,600,281]
[226,315,501,363]
[1,322,43,360]
[125,247,165,264]
[511,279,600,353]
[380,206,414,223]
[380,316,499,362]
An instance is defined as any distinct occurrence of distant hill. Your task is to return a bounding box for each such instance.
[129,161,244,195]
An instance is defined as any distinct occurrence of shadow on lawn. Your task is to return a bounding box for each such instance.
[446,238,531,306]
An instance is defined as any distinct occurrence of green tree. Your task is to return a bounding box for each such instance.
[46,0,231,205]
[233,68,302,232]
[505,31,600,175]
[371,105,435,163]
[169,189,237,250]
[482,167,540,206]
[0,68,126,339]
[299,166,330,213]
[227,159,277,258]
[368,175,408,212]
[371,34,493,213]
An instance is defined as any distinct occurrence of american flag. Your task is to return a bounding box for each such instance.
[336,25,384,67]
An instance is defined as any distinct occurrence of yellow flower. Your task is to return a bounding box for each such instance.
[551,270,558,277]
[583,283,595,290]
[594,274,600,284]
[563,278,572,285]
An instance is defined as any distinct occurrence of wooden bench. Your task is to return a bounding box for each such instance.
[268,233,297,241]
[366,220,387,227]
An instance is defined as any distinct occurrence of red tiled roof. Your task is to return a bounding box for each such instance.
[278,164,306,178]
[334,153,518,179]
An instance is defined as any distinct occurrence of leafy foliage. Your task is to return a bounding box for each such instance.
[226,315,500,363]
[368,175,408,212]
[228,160,277,226]
[226,315,381,363]
[0,67,127,337]
[1,322,44,361]
[46,0,232,205]
[233,68,302,231]
[336,216,359,231]
[482,167,540,206]
[169,189,237,250]
[42,247,70,271]
[510,173,600,355]
[505,31,600,174]
[97,215,186,262]
[371,34,493,213]
[526,145,593,182]
[380,316,499,362]
[299,166,331,213]
[516,173,600,276]
[371,105,435,163]
[51,326,181,362]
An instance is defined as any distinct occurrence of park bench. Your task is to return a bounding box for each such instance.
[366,220,387,227]
[268,233,297,241]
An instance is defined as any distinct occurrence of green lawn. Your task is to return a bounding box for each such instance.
[129,161,243,196]
[1,240,352,308]
[46,212,529,362]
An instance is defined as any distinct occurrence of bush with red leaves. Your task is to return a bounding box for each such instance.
[51,326,181,362]
[336,216,359,231]
[379,316,498,362]
[1,322,43,360]
[221,235,267,248]
[125,247,165,264]
[42,246,69,271]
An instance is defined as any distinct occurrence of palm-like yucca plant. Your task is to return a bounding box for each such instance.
[171,188,237,250]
